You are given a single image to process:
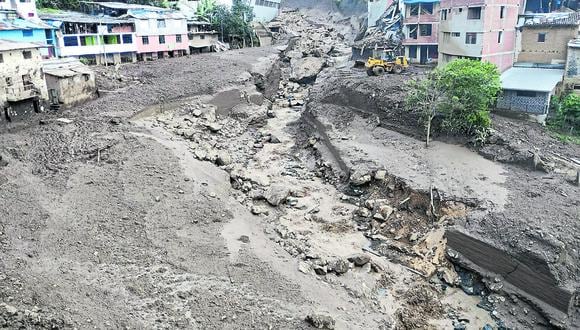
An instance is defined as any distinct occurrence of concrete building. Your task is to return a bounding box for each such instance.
[0,39,48,122]
[438,0,520,72]
[515,12,579,65]
[565,38,580,92]
[81,2,189,60]
[0,0,38,19]
[403,0,439,64]
[0,9,56,57]
[496,66,564,121]
[187,18,218,53]
[41,11,137,64]
[249,0,281,22]
[43,57,97,108]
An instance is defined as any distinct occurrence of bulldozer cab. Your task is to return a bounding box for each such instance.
[372,49,394,61]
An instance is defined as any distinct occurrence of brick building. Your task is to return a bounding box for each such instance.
[402,0,439,64]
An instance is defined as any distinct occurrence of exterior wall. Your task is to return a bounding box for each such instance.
[0,0,38,18]
[517,25,578,64]
[565,43,580,93]
[0,28,52,57]
[250,0,281,22]
[368,0,390,27]
[189,33,218,48]
[134,18,187,36]
[134,18,189,53]
[439,0,519,72]
[45,73,97,107]
[496,89,550,114]
[0,47,48,118]
[135,33,189,54]
[403,2,440,45]
[55,31,138,57]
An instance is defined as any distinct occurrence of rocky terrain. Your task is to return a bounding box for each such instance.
[0,5,579,330]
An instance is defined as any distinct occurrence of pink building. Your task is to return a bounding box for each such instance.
[403,0,440,64]
[438,0,521,72]
[80,2,189,61]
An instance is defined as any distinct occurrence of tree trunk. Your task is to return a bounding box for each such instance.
[426,118,431,148]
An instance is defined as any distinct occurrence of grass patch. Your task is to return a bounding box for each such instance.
[550,131,580,145]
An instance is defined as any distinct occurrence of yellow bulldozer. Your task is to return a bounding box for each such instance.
[365,49,409,76]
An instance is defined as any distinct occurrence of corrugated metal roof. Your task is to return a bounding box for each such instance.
[0,17,53,31]
[124,9,186,20]
[501,67,564,92]
[82,1,169,11]
[40,11,132,24]
[43,57,93,77]
[0,39,44,51]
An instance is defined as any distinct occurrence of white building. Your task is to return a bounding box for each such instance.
[250,0,281,22]
[0,0,38,19]
[0,40,48,122]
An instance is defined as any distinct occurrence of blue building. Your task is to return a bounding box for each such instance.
[0,9,56,57]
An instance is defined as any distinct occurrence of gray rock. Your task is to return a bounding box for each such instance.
[350,170,372,186]
[290,57,325,83]
[269,135,281,144]
[0,155,7,167]
[205,122,223,132]
[305,313,335,329]
[298,261,311,274]
[265,185,290,206]
[216,152,232,166]
[313,265,327,275]
[238,235,250,243]
[192,109,202,117]
[347,253,371,266]
[331,259,349,275]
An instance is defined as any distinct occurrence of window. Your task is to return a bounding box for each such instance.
[63,36,78,46]
[122,34,132,44]
[408,25,418,39]
[28,12,34,17]
[465,32,477,44]
[419,24,432,36]
[142,36,149,45]
[421,3,433,14]
[80,36,97,46]
[409,45,417,58]
[103,35,120,45]
[5,77,12,86]
[467,7,481,19]
[516,91,536,97]
[0,54,3,63]
[159,35,165,44]
[22,50,32,59]
[443,32,451,41]
[22,30,33,37]
[157,19,166,28]
[176,34,182,43]
[538,33,546,42]
[452,32,460,37]
[498,31,503,43]
[458,8,463,13]
[409,4,419,16]
[441,9,448,20]
[500,6,505,18]
[574,84,580,90]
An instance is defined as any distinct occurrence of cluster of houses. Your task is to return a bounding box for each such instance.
[368,0,579,120]
[0,0,281,122]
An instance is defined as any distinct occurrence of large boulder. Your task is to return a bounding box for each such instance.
[306,313,335,329]
[290,57,325,84]
[264,185,290,206]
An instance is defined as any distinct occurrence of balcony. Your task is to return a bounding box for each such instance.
[5,84,39,102]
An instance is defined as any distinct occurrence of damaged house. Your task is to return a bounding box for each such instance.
[0,39,48,122]
[43,57,97,109]
[402,0,439,64]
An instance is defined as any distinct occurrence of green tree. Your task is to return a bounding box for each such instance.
[406,59,501,145]
[550,93,580,136]
[207,0,255,47]
[196,0,217,18]
[406,69,447,147]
